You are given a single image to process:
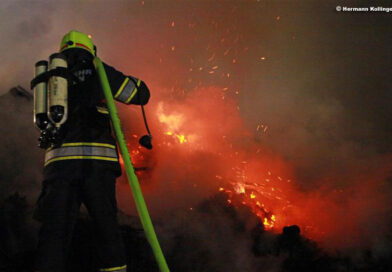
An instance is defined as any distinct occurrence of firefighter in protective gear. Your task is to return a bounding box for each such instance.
[33,30,150,272]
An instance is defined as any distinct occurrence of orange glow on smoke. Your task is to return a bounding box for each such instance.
[116,87,392,250]
[110,37,392,250]
[157,102,184,132]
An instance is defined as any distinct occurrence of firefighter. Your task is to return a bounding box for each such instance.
[32,30,150,272]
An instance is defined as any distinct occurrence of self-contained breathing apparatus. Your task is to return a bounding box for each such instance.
[32,53,68,148]
[31,34,153,150]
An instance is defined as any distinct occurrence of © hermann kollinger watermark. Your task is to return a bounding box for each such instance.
[336,5,392,13]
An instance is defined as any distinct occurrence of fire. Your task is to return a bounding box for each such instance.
[166,131,188,144]
[154,101,288,231]
[122,98,291,233]
[157,102,193,144]
[215,161,288,231]
[176,134,187,143]
[263,216,276,229]
[234,183,245,194]
[219,182,280,231]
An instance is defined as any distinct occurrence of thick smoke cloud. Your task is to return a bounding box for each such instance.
[0,0,391,268]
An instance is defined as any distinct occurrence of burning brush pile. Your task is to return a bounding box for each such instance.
[113,85,392,271]
[119,85,392,246]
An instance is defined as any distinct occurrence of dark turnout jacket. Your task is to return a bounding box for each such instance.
[43,58,150,180]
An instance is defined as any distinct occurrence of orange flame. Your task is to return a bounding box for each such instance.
[157,102,193,144]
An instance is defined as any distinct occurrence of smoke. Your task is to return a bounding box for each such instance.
[0,90,42,204]
[0,0,391,268]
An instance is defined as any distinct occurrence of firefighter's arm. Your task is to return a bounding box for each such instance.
[102,62,150,105]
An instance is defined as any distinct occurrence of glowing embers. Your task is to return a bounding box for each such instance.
[219,181,278,231]
[263,215,276,230]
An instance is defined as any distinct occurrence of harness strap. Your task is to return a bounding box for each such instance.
[30,67,69,89]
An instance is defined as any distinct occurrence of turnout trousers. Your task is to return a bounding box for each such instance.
[34,163,126,272]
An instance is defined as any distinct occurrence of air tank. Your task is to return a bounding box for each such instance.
[47,53,68,127]
[33,60,50,130]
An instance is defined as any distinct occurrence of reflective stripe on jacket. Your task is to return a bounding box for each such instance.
[45,142,118,166]
[114,77,141,104]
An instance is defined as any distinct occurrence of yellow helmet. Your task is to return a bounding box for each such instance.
[60,30,95,56]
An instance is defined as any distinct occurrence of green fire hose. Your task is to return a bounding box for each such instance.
[94,57,170,272]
